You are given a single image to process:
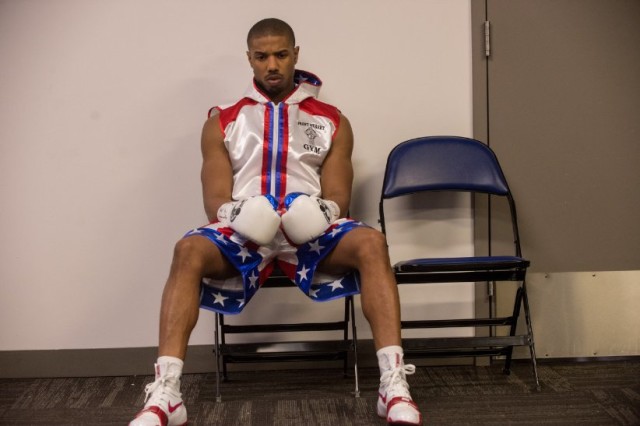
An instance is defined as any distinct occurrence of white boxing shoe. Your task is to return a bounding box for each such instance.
[377,353,422,425]
[129,362,187,426]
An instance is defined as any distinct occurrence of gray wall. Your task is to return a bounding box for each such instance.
[489,0,640,273]
[472,0,640,358]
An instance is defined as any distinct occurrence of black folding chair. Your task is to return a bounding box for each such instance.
[204,269,360,401]
[379,136,540,390]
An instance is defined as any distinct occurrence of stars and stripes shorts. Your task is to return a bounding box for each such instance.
[186,218,367,315]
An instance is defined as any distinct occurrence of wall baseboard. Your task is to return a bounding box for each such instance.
[0,340,474,379]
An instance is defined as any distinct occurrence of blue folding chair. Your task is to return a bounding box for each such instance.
[379,136,540,389]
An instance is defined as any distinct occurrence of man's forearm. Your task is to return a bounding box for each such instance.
[204,196,232,223]
[322,193,350,218]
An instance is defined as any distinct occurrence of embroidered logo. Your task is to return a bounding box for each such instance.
[316,198,331,223]
[305,126,318,143]
[230,199,246,222]
[168,401,183,413]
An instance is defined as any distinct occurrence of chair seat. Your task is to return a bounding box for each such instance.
[394,256,530,273]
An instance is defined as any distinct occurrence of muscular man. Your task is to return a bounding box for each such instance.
[130,18,422,426]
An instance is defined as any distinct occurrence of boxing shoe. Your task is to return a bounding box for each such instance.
[129,362,187,426]
[377,353,422,425]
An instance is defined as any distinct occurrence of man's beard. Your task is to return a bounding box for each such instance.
[256,78,291,100]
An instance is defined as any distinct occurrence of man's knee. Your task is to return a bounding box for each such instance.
[171,236,212,274]
[356,227,388,246]
[174,235,206,256]
[352,228,390,262]
[172,235,235,278]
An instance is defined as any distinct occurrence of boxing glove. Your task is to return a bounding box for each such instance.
[281,193,340,245]
[217,195,281,246]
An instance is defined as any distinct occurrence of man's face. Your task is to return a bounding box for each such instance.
[247,34,299,103]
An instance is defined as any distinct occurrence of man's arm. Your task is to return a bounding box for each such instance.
[320,113,354,218]
[201,113,233,222]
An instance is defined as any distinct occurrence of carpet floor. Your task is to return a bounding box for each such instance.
[1,359,638,425]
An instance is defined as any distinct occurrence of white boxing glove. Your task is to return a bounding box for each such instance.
[281,193,340,245]
[217,195,281,246]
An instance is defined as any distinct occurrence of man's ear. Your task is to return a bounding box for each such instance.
[246,50,251,63]
[294,46,300,64]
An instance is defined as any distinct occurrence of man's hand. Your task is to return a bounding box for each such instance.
[217,195,281,246]
[281,193,340,245]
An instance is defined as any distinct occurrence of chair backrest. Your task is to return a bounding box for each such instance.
[382,136,510,199]
[380,136,523,256]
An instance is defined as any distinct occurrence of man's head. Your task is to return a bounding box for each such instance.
[247,18,296,49]
[246,18,299,103]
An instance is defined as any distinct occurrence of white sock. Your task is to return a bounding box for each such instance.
[376,345,404,376]
[155,356,184,379]
[157,355,184,366]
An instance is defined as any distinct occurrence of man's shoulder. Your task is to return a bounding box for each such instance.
[299,97,341,127]
[210,97,259,127]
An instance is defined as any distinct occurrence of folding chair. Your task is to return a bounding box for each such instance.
[379,136,540,390]
[203,269,360,402]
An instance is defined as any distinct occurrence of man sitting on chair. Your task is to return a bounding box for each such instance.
[130,18,422,426]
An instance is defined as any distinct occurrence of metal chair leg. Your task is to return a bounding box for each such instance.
[343,297,349,377]
[503,286,524,375]
[349,296,360,398]
[214,313,222,402]
[521,281,541,390]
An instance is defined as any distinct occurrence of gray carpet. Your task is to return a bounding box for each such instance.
[1,359,639,425]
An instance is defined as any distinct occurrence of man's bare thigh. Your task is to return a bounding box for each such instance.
[317,227,374,275]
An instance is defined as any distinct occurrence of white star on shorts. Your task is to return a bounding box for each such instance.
[297,265,310,281]
[212,291,228,306]
[308,240,324,255]
[248,271,259,288]
[236,246,251,262]
[328,279,344,291]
